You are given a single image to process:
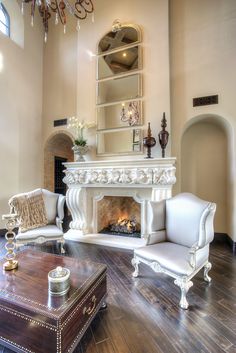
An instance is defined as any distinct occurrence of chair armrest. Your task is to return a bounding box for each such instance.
[56,217,63,231]
[57,194,66,221]
[145,230,166,245]
[198,202,216,248]
[188,243,199,268]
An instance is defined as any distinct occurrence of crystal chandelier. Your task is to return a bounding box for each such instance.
[21,0,94,42]
[120,101,140,126]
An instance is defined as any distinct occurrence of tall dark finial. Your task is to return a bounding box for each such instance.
[158,112,169,158]
[143,122,156,158]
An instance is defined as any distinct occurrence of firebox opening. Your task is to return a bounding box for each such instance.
[97,196,141,238]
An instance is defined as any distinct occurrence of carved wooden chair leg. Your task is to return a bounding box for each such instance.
[15,243,24,251]
[203,261,212,282]
[131,257,140,278]
[58,240,66,254]
[174,278,193,309]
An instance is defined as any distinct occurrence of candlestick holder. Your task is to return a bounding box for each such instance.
[158,112,169,158]
[143,122,156,158]
[2,213,18,271]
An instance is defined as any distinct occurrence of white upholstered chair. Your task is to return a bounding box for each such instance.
[9,189,66,254]
[132,193,216,309]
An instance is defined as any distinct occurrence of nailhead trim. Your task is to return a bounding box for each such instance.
[0,304,56,331]
[0,288,107,353]
[0,336,34,353]
[0,264,106,320]
[61,273,106,329]
[67,294,107,353]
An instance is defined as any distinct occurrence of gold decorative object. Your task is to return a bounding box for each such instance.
[2,213,18,271]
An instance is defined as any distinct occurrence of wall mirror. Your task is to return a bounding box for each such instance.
[97,129,142,155]
[97,101,142,130]
[97,73,141,105]
[98,24,140,54]
[96,21,143,156]
[97,46,141,80]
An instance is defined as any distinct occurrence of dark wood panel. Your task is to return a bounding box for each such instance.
[0,240,235,353]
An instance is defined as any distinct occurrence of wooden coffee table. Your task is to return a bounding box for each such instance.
[0,249,107,353]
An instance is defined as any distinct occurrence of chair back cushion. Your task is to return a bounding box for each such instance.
[42,189,59,224]
[166,193,212,248]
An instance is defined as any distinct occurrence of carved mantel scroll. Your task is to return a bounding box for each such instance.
[63,158,176,241]
[63,167,176,186]
[63,159,176,187]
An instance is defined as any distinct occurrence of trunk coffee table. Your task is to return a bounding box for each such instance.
[0,249,107,353]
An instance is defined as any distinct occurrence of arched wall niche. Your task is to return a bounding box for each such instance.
[181,114,232,236]
[44,131,74,192]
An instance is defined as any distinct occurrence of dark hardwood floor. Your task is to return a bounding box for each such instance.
[0,239,235,353]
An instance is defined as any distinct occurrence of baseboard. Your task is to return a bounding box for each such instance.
[213,233,236,255]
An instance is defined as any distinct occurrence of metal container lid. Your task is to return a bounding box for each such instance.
[48,266,70,283]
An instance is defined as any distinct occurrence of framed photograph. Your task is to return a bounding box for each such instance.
[133,129,140,143]
[132,143,141,152]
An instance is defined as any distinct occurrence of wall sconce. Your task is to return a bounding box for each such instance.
[120,101,139,126]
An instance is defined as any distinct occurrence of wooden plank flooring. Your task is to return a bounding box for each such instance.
[0,239,235,353]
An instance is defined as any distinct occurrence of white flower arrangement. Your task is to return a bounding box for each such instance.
[67,117,96,146]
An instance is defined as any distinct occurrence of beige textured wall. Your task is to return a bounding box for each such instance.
[170,0,236,240]
[0,6,43,228]
[181,120,227,233]
[42,14,78,144]
[42,0,171,160]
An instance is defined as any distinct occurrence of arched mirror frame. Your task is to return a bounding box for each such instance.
[96,22,144,156]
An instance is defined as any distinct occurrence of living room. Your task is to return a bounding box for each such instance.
[0,0,235,352]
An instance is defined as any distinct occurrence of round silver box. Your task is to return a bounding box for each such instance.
[48,266,70,296]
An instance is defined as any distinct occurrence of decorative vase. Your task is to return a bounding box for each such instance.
[72,145,89,162]
[143,122,156,158]
[158,112,169,158]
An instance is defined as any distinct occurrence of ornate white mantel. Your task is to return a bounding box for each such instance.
[63,158,176,245]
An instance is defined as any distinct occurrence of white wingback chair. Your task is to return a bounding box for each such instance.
[132,193,216,309]
[9,189,66,253]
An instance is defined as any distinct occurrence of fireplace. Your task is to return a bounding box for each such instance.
[62,157,176,249]
[97,196,141,237]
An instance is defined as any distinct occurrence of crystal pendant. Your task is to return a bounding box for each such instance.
[21,2,24,15]
[92,13,95,23]
[76,19,80,31]
[55,13,59,25]
[64,24,66,34]
[31,16,34,27]
[44,32,48,43]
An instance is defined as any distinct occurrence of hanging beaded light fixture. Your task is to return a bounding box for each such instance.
[21,0,94,43]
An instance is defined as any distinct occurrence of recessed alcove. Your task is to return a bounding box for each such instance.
[181,116,229,234]
[44,132,74,193]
